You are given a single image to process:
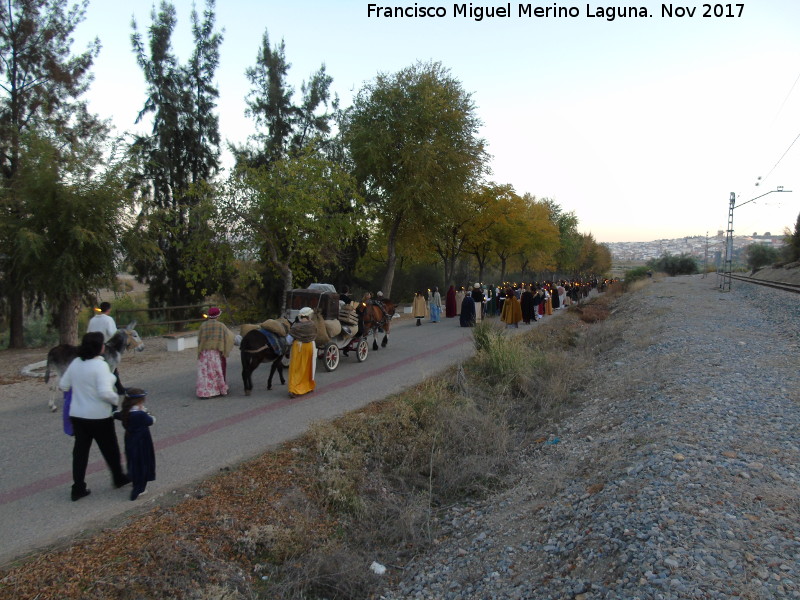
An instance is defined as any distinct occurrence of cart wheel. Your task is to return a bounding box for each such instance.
[356,338,369,362]
[324,343,340,371]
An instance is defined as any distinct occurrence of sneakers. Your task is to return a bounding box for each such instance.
[130,488,147,501]
[71,488,91,501]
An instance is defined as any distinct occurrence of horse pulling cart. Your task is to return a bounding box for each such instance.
[285,285,368,372]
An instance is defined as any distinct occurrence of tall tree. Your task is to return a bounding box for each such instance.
[129,0,224,310]
[236,29,334,168]
[489,190,530,283]
[13,129,133,344]
[576,233,611,276]
[428,188,492,287]
[0,0,98,347]
[541,198,581,276]
[344,61,487,297]
[185,1,222,183]
[516,194,560,281]
[220,147,363,312]
[463,183,516,282]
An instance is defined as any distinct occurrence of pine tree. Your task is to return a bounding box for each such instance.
[129,0,224,311]
[236,29,335,168]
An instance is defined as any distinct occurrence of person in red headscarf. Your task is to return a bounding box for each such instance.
[445,285,457,318]
[196,307,236,399]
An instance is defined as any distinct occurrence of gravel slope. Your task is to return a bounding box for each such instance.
[378,275,800,600]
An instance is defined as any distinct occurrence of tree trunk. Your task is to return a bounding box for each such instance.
[8,291,25,348]
[470,250,487,284]
[58,295,82,345]
[279,265,293,315]
[382,213,403,298]
[443,256,454,290]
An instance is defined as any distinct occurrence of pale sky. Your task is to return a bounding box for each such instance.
[73,1,800,243]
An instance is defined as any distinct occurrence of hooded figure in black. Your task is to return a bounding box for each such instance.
[520,286,534,324]
[459,294,476,327]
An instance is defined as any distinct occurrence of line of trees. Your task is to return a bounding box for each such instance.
[0,0,611,348]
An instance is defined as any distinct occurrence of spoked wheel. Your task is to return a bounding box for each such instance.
[323,343,340,372]
[355,338,369,362]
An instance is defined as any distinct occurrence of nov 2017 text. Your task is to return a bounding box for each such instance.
[366,3,745,22]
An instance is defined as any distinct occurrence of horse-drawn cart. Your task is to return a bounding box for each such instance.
[285,285,368,372]
[319,329,369,371]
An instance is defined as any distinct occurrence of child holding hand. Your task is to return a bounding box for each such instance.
[115,388,156,501]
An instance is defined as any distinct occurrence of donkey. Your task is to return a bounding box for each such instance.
[239,329,288,396]
[240,328,288,396]
[44,322,145,412]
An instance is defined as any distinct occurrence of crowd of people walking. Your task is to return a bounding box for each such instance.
[436,279,605,327]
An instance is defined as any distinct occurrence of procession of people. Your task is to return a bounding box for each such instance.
[434,278,604,327]
[53,277,609,504]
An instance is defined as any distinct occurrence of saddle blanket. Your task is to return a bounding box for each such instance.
[257,329,287,355]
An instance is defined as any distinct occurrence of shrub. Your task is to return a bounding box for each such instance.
[472,319,502,352]
[648,253,698,276]
[473,327,544,394]
[746,243,780,271]
[22,313,59,348]
[623,266,650,283]
[576,304,611,323]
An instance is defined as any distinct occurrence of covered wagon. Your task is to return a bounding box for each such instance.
[285,285,368,371]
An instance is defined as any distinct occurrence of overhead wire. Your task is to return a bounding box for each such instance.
[770,69,800,126]
[759,130,800,187]
[754,67,800,188]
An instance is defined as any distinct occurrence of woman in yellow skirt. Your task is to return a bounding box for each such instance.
[287,307,317,398]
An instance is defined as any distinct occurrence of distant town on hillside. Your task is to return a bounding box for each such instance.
[605,232,785,266]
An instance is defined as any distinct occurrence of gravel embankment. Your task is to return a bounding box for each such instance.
[378,275,800,600]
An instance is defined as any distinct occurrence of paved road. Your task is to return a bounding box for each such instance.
[1,313,544,566]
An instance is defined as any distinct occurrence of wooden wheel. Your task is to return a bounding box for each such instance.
[323,343,340,371]
[356,338,369,362]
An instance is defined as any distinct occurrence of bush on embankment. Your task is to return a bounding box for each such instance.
[1,281,633,600]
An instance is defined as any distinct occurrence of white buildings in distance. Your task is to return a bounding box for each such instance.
[605,232,785,263]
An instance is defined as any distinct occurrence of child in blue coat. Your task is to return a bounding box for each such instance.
[115,388,156,501]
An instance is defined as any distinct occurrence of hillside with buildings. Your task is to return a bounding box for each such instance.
[605,232,785,268]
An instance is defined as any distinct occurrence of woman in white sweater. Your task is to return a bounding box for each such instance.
[60,332,130,501]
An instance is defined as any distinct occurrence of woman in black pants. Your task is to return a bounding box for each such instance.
[59,332,130,500]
